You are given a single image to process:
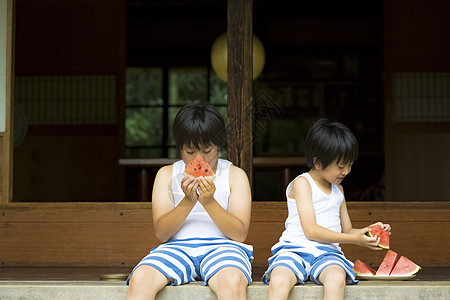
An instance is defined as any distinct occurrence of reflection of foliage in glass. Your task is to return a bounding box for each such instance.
[169,68,208,105]
[125,107,162,147]
[210,72,227,105]
[167,107,179,148]
[126,68,163,106]
[168,147,177,159]
[216,106,227,124]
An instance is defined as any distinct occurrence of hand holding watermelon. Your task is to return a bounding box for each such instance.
[180,176,200,205]
[197,176,216,205]
[181,156,217,205]
[354,222,391,250]
[366,223,391,249]
[354,228,384,250]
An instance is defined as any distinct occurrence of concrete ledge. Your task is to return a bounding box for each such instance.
[1,281,450,300]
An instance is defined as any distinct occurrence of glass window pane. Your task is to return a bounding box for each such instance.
[167,107,179,148]
[253,118,311,157]
[169,67,208,105]
[168,147,177,159]
[209,72,227,105]
[126,68,163,106]
[125,107,163,147]
[216,105,227,122]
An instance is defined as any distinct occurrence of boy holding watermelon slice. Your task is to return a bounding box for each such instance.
[262,118,390,300]
[126,103,253,300]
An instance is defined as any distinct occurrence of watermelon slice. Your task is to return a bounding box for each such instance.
[183,155,216,179]
[390,256,421,276]
[353,259,376,276]
[376,250,398,276]
[366,224,389,249]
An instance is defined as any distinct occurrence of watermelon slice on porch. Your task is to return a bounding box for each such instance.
[376,250,398,276]
[183,155,216,179]
[390,256,421,276]
[353,259,376,276]
[366,224,390,249]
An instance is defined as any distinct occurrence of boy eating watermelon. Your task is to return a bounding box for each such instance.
[262,118,391,300]
[126,103,253,300]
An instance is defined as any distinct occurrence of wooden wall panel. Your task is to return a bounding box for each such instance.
[12,0,126,202]
[13,131,120,202]
[0,203,154,266]
[14,0,125,75]
[384,0,450,201]
[1,202,448,268]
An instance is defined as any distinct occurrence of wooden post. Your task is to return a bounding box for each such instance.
[0,0,14,203]
[227,0,253,183]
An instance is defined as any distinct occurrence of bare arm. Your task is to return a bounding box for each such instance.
[339,186,391,239]
[152,165,198,242]
[293,177,381,250]
[198,165,252,242]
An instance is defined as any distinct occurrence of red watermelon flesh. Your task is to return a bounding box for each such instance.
[366,224,389,249]
[353,259,376,276]
[376,250,398,276]
[183,155,216,178]
[390,256,421,276]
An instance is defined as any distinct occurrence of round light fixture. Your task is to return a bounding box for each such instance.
[211,32,265,82]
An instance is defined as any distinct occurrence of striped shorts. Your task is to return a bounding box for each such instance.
[127,237,254,286]
[262,241,358,285]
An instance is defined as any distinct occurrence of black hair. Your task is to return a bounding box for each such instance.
[173,102,227,154]
[304,118,359,170]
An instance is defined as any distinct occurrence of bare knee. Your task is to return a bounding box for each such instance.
[128,266,153,286]
[208,267,247,299]
[319,265,346,290]
[222,269,247,287]
[267,266,298,300]
[269,272,296,291]
[127,266,169,300]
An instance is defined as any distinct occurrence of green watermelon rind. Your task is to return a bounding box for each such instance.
[390,267,421,276]
[389,256,422,276]
[366,225,390,249]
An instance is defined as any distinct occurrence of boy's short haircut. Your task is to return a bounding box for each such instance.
[173,102,227,154]
[304,118,358,169]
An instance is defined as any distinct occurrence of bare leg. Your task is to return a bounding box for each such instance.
[208,267,248,300]
[126,265,171,300]
[268,266,298,300]
[317,265,347,300]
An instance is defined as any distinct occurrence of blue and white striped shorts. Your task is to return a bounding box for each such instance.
[127,237,254,286]
[262,241,358,285]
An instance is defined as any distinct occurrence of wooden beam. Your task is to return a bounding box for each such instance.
[227,0,253,182]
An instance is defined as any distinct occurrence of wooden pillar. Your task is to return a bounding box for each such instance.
[227,0,253,183]
[0,0,14,203]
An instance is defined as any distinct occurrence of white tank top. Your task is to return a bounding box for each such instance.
[169,158,232,241]
[279,172,343,251]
